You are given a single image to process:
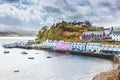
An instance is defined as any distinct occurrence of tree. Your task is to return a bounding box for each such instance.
[84,20,92,26]
[41,26,48,32]
[37,30,43,39]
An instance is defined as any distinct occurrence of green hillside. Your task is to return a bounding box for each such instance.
[36,21,104,44]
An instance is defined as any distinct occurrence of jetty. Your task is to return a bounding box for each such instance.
[17,46,115,60]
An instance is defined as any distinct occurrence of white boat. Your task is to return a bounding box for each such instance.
[21,51,28,54]
[14,70,20,72]
[4,50,10,53]
[47,56,52,58]
[35,53,39,54]
[28,57,34,59]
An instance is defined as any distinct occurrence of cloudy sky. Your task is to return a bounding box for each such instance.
[0,0,120,31]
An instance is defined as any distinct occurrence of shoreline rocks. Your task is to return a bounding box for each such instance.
[93,57,120,80]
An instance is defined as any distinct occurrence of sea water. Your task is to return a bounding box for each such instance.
[0,37,115,80]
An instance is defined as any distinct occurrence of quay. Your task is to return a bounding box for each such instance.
[2,41,116,60]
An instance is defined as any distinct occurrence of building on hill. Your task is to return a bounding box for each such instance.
[82,31,105,41]
[110,31,120,41]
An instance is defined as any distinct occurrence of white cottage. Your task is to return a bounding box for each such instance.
[86,43,101,53]
[41,40,56,48]
[110,31,120,41]
[100,44,120,54]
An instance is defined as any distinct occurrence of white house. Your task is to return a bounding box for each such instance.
[41,40,57,49]
[86,43,101,53]
[100,44,120,54]
[110,31,120,41]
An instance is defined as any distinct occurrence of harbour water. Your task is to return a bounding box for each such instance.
[0,37,115,80]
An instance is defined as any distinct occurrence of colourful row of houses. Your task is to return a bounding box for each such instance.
[41,40,120,55]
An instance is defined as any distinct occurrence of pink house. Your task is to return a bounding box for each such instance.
[56,41,71,50]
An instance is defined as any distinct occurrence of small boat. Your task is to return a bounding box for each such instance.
[47,56,52,58]
[21,51,28,54]
[2,44,15,48]
[14,70,20,72]
[4,50,10,53]
[35,53,39,54]
[28,57,34,59]
[118,54,120,57]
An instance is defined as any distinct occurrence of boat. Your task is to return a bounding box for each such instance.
[21,51,28,54]
[2,44,15,48]
[47,56,52,58]
[28,57,34,59]
[35,53,39,54]
[118,54,120,57]
[14,70,20,72]
[4,50,10,53]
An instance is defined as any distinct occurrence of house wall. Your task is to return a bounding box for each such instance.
[111,34,120,41]
[86,43,101,53]
[56,42,71,50]
[70,43,86,51]
[100,44,120,54]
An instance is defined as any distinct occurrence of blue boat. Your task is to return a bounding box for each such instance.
[2,44,15,48]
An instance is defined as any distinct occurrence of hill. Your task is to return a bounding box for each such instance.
[0,30,37,37]
[36,21,104,44]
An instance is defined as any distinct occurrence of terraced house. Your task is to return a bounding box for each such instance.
[86,43,102,53]
[100,44,120,55]
[70,42,86,51]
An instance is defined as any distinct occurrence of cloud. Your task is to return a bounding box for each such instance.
[0,0,120,31]
[0,0,20,4]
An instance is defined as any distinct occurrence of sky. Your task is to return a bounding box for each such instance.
[0,0,120,31]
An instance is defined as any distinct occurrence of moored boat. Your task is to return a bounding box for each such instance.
[2,44,15,48]
[21,51,28,54]
[28,57,34,59]
[47,56,52,58]
[14,70,20,72]
[4,50,10,53]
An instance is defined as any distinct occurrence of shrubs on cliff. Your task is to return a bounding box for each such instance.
[118,72,120,80]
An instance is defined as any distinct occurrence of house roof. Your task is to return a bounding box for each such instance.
[87,42,101,45]
[112,31,120,35]
[82,31,104,35]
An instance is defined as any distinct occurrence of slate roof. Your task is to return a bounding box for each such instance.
[82,31,104,35]
[112,31,120,35]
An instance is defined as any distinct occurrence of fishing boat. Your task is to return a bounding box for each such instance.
[4,50,10,53]
[2,44,15,48]
[14,70,20,72]
[28,57,34,59]
[47,56,52,58]
[21,51,28,54]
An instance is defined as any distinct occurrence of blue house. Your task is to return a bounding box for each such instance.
[70,42,86,51]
